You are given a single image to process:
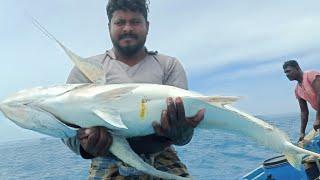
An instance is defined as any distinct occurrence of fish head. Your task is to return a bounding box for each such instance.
[2,84,84,104]
[0,87,45,126]
[0,84,83,138]
[0,96,77,138]
[0,102,32,128]
[0,86,61,122]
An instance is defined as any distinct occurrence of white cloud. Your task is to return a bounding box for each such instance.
[210,61,283,82]
[148,1,320,75]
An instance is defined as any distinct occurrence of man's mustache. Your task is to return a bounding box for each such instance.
[119,34,138,40]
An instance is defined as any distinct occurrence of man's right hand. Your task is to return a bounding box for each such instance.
[298,132,305,142]
[313,119,320,131]
[77,126,113,157]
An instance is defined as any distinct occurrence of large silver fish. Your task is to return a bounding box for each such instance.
[0,18,319,180]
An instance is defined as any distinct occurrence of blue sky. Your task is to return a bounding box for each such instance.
[1,0,320,141]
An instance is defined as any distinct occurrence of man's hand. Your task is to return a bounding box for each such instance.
[77,126,112,157]
[152,97,205,146]
[314,119,320,131]
[298,132,305,142]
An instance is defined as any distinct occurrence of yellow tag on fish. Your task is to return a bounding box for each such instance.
[139,99,147,119]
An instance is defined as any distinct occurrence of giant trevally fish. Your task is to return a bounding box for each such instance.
[0,18,319,180]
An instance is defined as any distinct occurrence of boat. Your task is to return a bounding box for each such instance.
[241,129,320,180]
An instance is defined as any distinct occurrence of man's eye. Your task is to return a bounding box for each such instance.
[114,21,125,26]
[131,20,141,25]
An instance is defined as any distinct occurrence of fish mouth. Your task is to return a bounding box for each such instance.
[0,102,11,118]
[60,121,81,129]
[42,109,81,129]
[0,101,80,130]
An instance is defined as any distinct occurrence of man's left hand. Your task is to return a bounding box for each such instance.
[314,119,320,131]
[152,97,205,146]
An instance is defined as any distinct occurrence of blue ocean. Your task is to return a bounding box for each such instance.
[0,112,315,180]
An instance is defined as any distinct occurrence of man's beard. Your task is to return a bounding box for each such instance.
[112,34,146,57]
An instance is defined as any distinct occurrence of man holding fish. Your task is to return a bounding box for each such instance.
[63,0,204,179]
[2,3,319,178]
[283,60,320,143]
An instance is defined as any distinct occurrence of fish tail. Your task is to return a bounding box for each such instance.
[110,134,192,180]
[284,142,320,170]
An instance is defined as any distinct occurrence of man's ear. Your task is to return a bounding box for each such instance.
[146,21,149,34]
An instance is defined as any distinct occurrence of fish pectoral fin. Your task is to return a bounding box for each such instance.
[194,96,241,105]
[302,129,319,147]
[93,108,128,129]
[94,86,138,102]
[109,134,191,180]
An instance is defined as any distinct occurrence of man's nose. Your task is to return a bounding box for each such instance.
[123,23,133,33]
[122,23,134,33]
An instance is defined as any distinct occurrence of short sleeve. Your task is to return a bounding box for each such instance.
[307,71,320,84]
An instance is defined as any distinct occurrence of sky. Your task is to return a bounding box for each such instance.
[0,0,320,141]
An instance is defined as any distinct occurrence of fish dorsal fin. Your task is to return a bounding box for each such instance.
[195,96,241,105]
[95,85,138,101]
[59,45,106,84]
[29,15,105,84]
[93,108,128,129]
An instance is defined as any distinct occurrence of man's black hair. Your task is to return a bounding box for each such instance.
[283,60,301,70]
[106,0,149,22]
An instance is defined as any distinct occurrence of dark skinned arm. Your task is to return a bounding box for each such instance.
[153,97,205,146]
[77,126,113,158]
[128,97,205,153]
[298,97,309,142]
[77,127,175,157]
[131,97,205,153]
[312,75,320,131]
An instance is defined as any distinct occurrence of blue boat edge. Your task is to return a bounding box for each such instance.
[241,129,320,180]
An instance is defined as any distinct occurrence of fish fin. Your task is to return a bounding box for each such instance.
[109,134,191,180]
[94,86,138,101]
[1,103,77,138]
[195,96,241,105]
[93,109,128,129]
[60,46,106,84]
[28,15,105,84]
[284,142,320,169]
[300,129,319,147]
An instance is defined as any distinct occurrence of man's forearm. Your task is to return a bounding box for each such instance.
[317,92,320,122]
[300,111,309,134]
[172,128,194,146]
[128,134,172,154]
[61,136,81,155]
